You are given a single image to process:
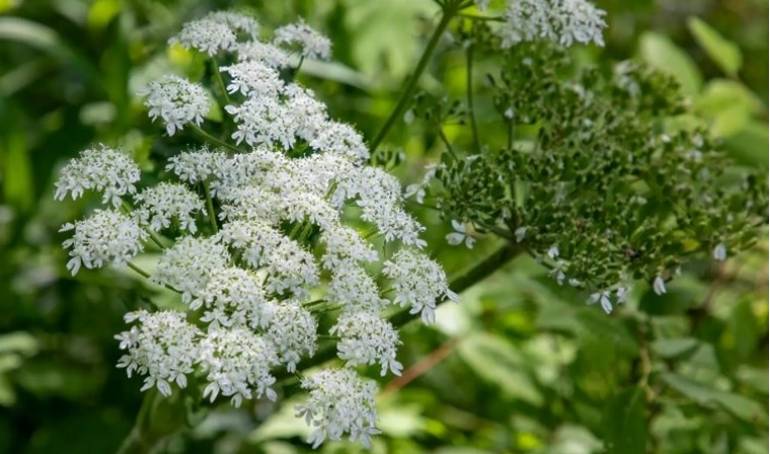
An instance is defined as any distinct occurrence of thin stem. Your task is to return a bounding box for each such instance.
[190,124,241,153]
[370,8,457,153]
[507,118,514,150]
[458,13,505,22]
[466,42,481,153]
[211,60,231,106]
[148,231,167,250]
[436,124,457,159]
[127,262,151,279]
[203,181,218,232]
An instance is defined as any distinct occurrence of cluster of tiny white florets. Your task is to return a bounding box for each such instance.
[297,369,379,449]
[54,145,140,207]
[498,0,607,48]
[140,75,209,136]
[116,310,201,397]
[60,209,147,275]
[134,182,204,233]
[273,19,332,60]
[383,249,458,324]
[55,11,455,449]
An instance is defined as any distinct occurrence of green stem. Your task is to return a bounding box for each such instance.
[370,8,457,153]
[466,42,481,153]
[211,60,231,106]
[127,261,151,279]
[203,181,218,232]
[190,124,241,153]
[458,13,505,22]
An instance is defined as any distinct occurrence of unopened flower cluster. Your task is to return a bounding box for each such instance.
[54,12,454,449]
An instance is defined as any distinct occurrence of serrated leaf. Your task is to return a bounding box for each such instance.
[687,17,742,76]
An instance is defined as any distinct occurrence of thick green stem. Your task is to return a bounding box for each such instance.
[370,8,457,153]
[211,60,231,106]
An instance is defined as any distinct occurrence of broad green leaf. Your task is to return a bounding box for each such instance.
[458,333,542,405]
[601,387,647,454]
[722,120,769,167]
[1,123,33,212]
[695,79,761,137]
[638,32,702,95]
[661,372,766,423]
[651,337,699,358]
[687,17,742,76]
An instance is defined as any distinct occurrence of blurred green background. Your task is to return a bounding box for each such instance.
[0,0,767,453]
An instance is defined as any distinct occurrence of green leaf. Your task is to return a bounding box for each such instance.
[651,338,699,358]
[661,372,766,423]
[687,17,742,76]
[695,79,760,137]
[638,32,702,95]
[601,387,647,454]
[458,333,543,405]
[721,120,769,167]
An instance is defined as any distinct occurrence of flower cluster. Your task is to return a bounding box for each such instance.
[497,0,607,48]
[54,11,455,449]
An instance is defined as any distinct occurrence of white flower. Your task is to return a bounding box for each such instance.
[320,224,378,270]
[498,0,606,48]
[236,41,292,68]
[404,164,438,204]
[199,328,279,407]
[140,75,209,136]
[514,226,528,242]
[274,19,332,60]
[589,290,614,314]
[653,275,667,296]
[115,310,201,397]
[166,147,226,185]
[169,18,237,55]
[713,243,727,261]
[192,267,275,330]
[220,60,284,97]
[328,263,388,313]
[134,182,204,233]
[219,220,284,268]
[263,240,320,297]
[226,95,296,148]
[54,144,140,207]
[331,311,403,376]
[266,303,318,372]
[206,11,259,39]
[309,121,369,162]
[152,236,230,303]
[547,245,560,259]
[60,209,147,275]
[446,220,476,248]
[297,369,380,449]
[284,83,329,143]
[383,249,457,324]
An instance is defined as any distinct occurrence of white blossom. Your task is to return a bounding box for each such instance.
[199,328,279,407]
[226,95,295,148]
[140,75,209,136]
[309,121,369,162]
[152,236,230,303]
[331,311,403,376]
[60,209,147,275]
[297,369,380,449]
[206,11,259,39]
[446,219,476,248]
[134,182,204,233]
[192,267,274,330]
[547,245,560,259]
[498,0,606,48]
[284,83,329,143]
[328,263,388,313]
[115,310,201,397]
[236,41,292,68]
[166,147,227,185]
[404,164,437,204]
[653,275,667,296]
[274,19,332,60]
[219,220,284,268]
[266,303,318,372]
[383,249,457,324]
[263,240,320,297]
[514,226,528,242]
[54,144,140,207]
[170,18,237,55]
[320,224,378,270]
[220,60,284,97]
[713,243,727,261]
[588,285,629,314]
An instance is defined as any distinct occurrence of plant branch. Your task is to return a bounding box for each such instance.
[370,8,456,153]
[466,42,481,153]
[211,60,231,106]
[190,124,241,153]
[203,181,218,232]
